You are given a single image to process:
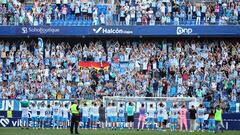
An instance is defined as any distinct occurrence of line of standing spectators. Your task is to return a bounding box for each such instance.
[0,0,239,26]
[0,39,239,113]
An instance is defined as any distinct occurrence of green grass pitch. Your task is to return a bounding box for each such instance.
[0,128,240,135]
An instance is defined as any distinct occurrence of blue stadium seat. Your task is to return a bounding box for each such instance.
[63,21,69,26]
[77,20,83,26]
[89,20,93,26]
[58,20,64,26]
[231,101,236,112]
[78,22,82,26]
[68,20,73,26]
[82,21,87,26]
[72,20,78,26]
[71,15,75,20]
[66,16,71,20]
[179,20,183,25]
[50,21,55,26]
[191,20,196,25]
[169,20,174,25]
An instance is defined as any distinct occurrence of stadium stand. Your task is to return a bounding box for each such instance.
[0,0,240,132]
[0,0,239,26]
[0,39,239,112]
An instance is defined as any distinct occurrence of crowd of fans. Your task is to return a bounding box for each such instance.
[0,39,239,110]
[0,0,239,26]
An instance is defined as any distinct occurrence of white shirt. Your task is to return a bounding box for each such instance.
[143,62,148,70]
[135,60,140,68]
[56,0,61,4]
[201,5,207,13]
[148,108,156,118]
[33,19,38,26]
[130,10,135,18]
[178,77,183,85]
[163,110,168,119]
[81,106,89,117]
[89,106,94,116]
[88,7,92,13]
[197,108,205,118]
[75,6,80,13]
[63,108,69,118]
[39,107,46,117]
[21,107,29,117]
[46,107,52,117]
[106,106,112,117]
[157,107,165,117]
[46,16,51,24]
[118,107,125,117]
[58,107,64,116]
[52,106,59,116]
[153,62,157,69]
[31,106,38,117]
[2,0,7,4]
[92,106,99,117]
[161,5,165,14]
[63,0,68,4]
[100,15,105,24]
[125,14,130,25]
[170,108,178,118]
[44,69,49,77]
[111,106,117,117]
[67,73,72,81]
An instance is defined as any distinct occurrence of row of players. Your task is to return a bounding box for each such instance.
[20,101,223,132]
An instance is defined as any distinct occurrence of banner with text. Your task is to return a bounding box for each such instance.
[0,26,239,37]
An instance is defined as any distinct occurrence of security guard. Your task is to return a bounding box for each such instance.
[7,107,12,118]
[215,105,224,133]
[70,100,80,134]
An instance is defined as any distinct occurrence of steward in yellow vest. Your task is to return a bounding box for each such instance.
[7,107,12,118]
[214,105,224,133]
[214,108,222,122]
[70,100,80,134]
